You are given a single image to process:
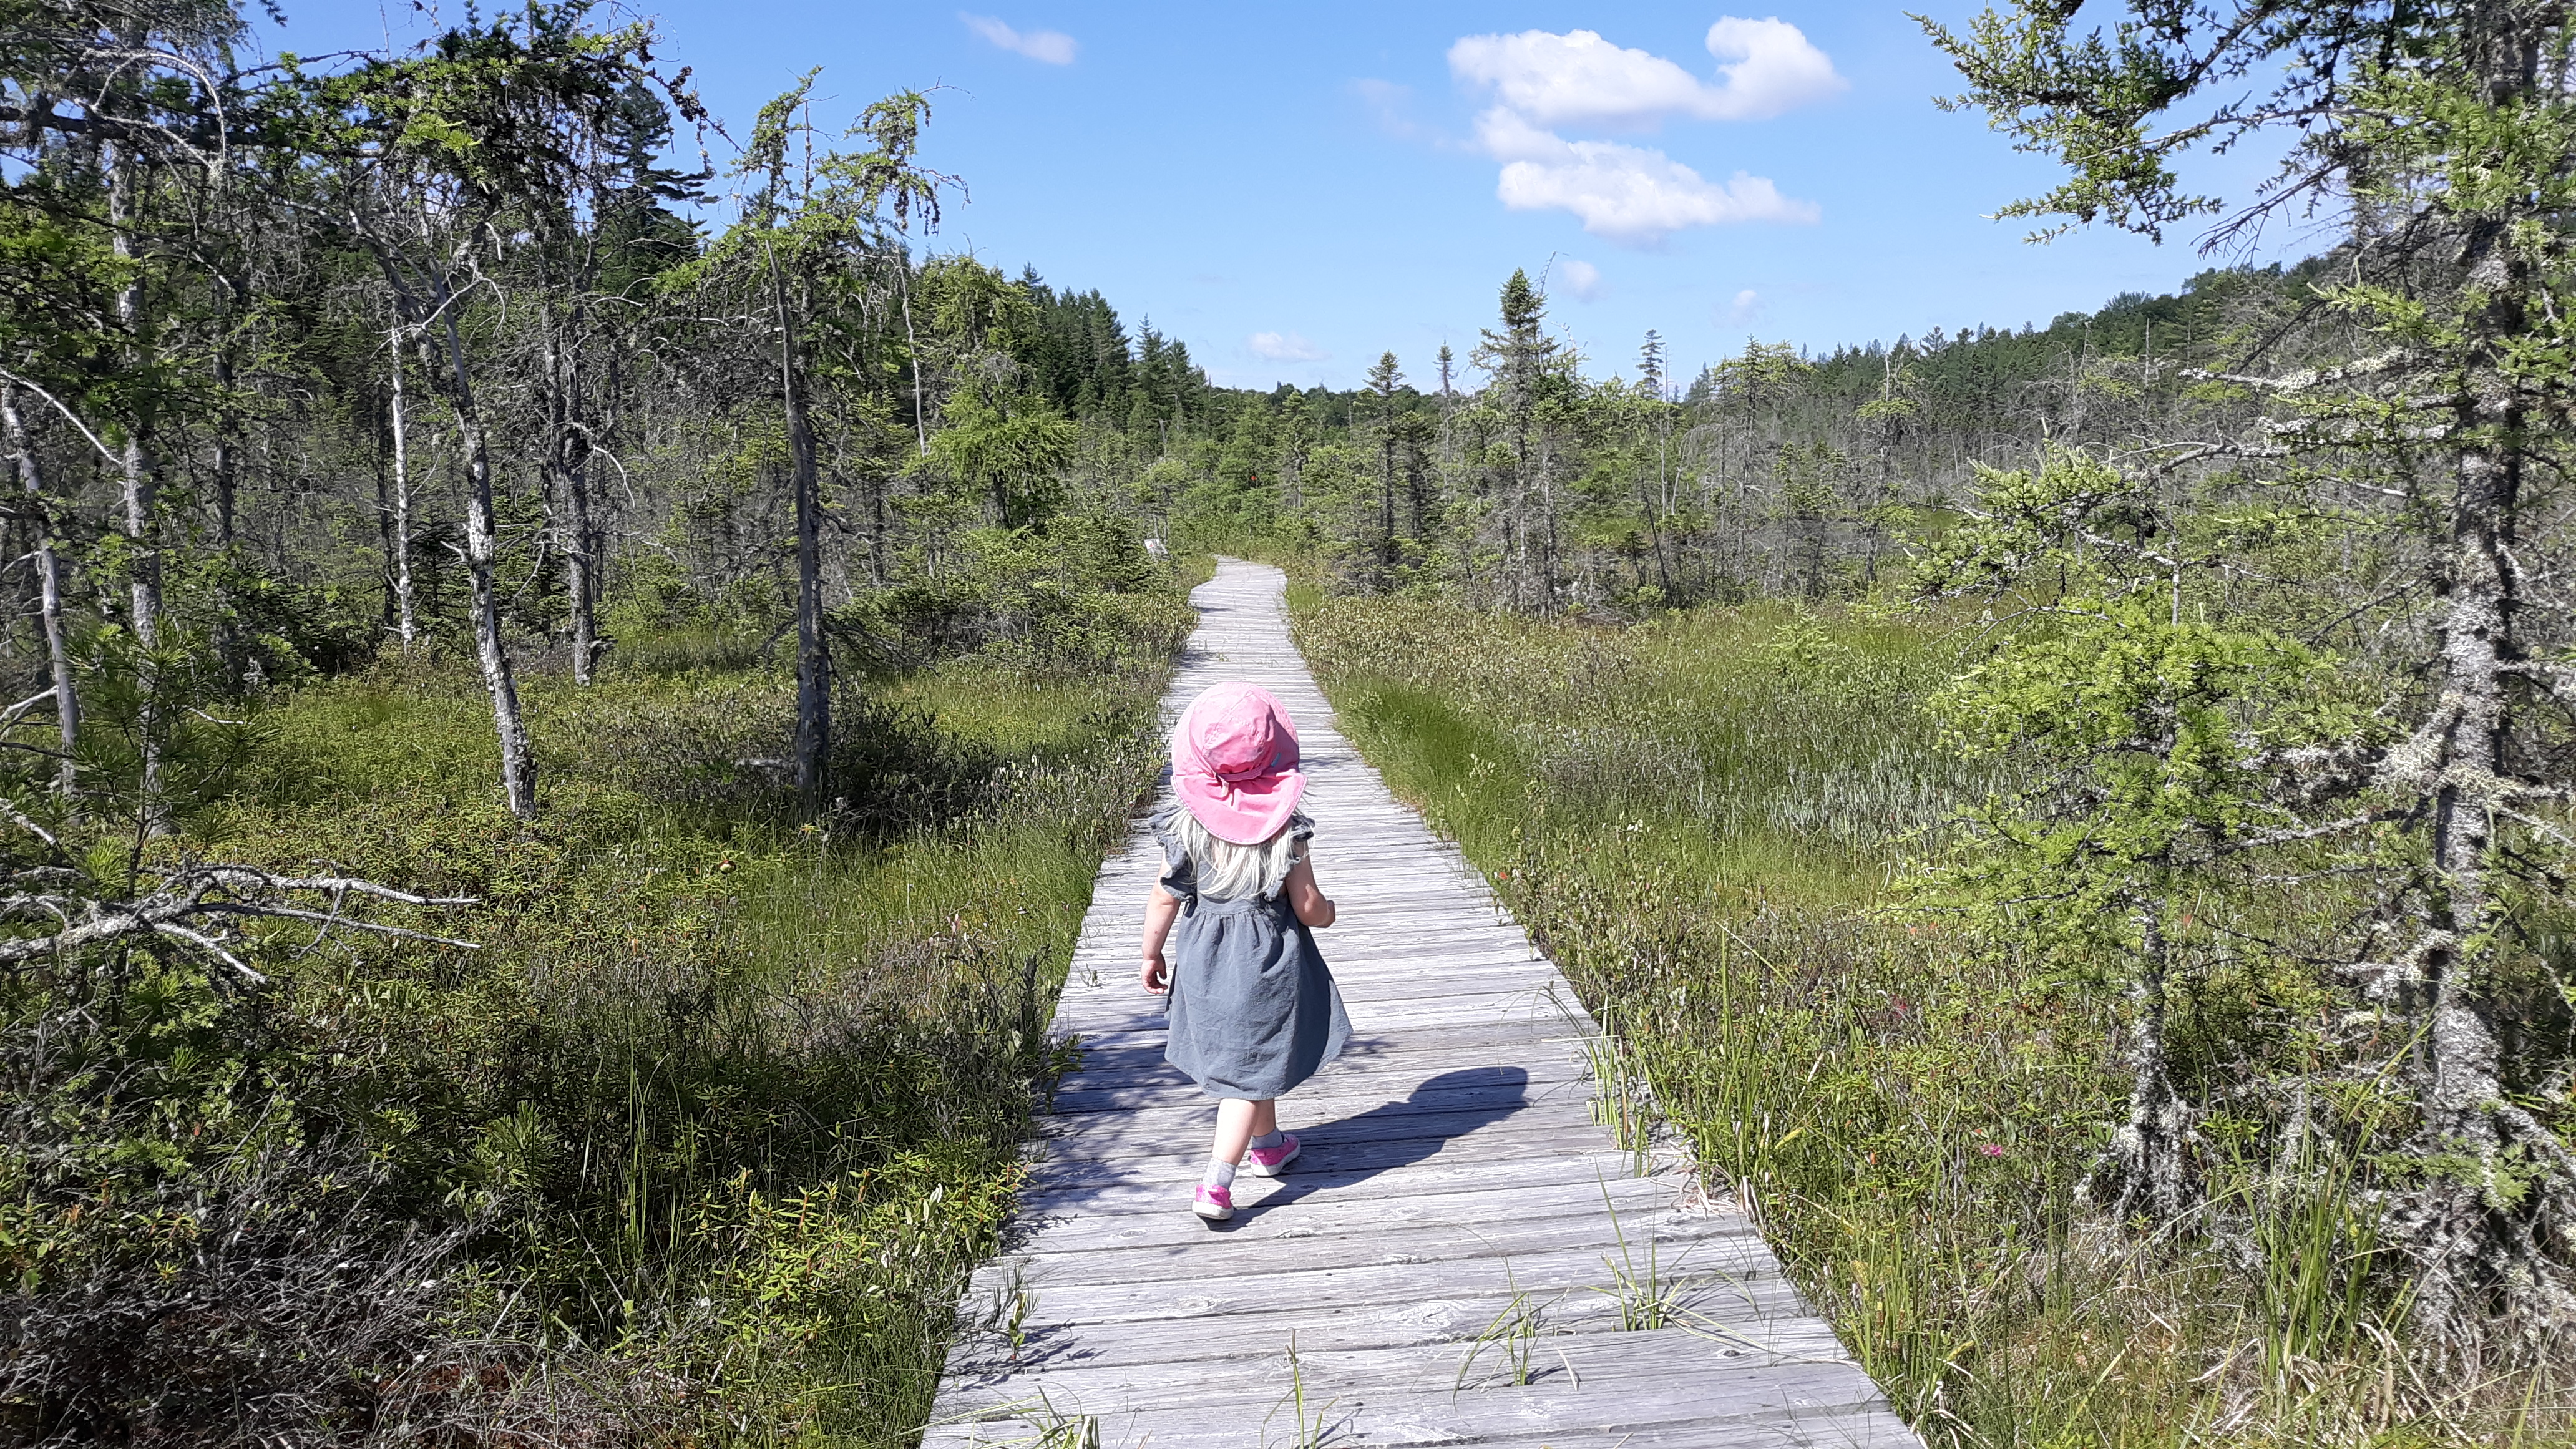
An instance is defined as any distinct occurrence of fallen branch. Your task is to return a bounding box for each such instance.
[0,864,479,984]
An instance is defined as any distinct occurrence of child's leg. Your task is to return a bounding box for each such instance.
[1249,1099,1279,1140]
[1209,1098,1262,1166]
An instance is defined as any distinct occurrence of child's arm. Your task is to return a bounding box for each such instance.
[1284,857,1336,929]
[1139,882,1179,993]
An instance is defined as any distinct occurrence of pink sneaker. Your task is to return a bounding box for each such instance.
[1244,1133,1301,1177]
[1193,1183,1235,1221]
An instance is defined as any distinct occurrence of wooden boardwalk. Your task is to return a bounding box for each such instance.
[925,560,1921,1449]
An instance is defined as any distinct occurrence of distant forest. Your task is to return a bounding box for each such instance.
[1006,255,2338,610]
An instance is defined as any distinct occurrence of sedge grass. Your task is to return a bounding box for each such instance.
[1290,588,2570,1447]
[186,640,1171,1444]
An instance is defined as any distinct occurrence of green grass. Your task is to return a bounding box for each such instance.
[168,645,1171,1442]
[1290,588,2555,1448]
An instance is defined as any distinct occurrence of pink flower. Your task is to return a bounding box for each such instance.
[1978,1144,2005,1158]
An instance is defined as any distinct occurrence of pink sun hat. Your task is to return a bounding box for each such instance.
[1171,682,1305,845]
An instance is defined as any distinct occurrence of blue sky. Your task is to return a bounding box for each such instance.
[264,2,2322,390]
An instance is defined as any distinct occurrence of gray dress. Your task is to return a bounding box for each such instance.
[1157,810,1352,1099]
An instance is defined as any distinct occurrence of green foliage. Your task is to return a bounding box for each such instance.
[1,656,1165,1441]
[1296,590,2500,1444]
[1,516,1187,1440]
[923,384,1078,527]
[836,515,1191,678]
[275,2,666,208]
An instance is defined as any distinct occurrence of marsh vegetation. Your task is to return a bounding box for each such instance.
[12,0,2576,1441]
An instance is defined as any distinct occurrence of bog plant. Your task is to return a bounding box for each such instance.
[1294,585,2557,1444]
[1926,0,2576,1345]
[0,548,1190,1443]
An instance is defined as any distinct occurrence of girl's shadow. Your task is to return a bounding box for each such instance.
[1221,1063,1531,1226]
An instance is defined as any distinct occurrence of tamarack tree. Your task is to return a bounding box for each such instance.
[668,75,952,808]
[273,7,681,819]
[1912,447,2371,1227]
[1925,0,2576,1342]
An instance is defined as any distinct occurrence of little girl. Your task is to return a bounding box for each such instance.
[1139,681,1350,1221]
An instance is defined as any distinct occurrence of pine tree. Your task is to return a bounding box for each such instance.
[1364,351,1403,587]
[1474,271,1563,610]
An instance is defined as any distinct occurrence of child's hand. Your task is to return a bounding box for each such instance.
[1284,857,1336,929]
[1139,949,1170,995]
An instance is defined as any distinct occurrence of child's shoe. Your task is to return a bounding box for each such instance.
[1192,1183,1235,1221]
[1243,1132,1301,1176]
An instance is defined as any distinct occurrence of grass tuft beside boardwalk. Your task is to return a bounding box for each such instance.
[4,613,1178,1445]
[1291,588,2524,1449]
[220,657,1169,1440]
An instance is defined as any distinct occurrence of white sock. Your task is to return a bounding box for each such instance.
[1203,1159,1237,1189]
[1249,1130,1287,1151]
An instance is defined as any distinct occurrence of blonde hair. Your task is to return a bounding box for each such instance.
[1166,807,1306,902]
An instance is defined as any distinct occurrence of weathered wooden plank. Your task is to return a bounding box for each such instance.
[1040,1089,1586,1153]
[924,560,1918,1449]
[1019,1122,1616,1193]
[994,1200,1765,1287]
[995,1175,1680,1255]
[927,1328,1901,1447]
[940,1286,1840,1380]
[949,1243,1790,1339]
[1049,1054,1593,1115]
[1008,1150,1666,1221]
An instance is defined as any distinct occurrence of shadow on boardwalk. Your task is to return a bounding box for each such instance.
[1216,1066,1533,1226]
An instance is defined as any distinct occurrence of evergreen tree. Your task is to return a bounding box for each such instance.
[1364,351,1402,587]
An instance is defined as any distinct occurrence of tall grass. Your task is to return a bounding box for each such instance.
[161,646,1171,1442]
[1292,589,2558,1447]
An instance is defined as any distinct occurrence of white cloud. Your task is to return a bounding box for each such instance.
[1702,17,1847,121]
[1449,29,1715,130]
[1554,257,1604,301]
[1475,107,1817,245]
[1726,288,1764,324]
[960,13,1078,64]
[1447,21,1843,130]
[1447,22,1835,245]
[1249,331,1327,363]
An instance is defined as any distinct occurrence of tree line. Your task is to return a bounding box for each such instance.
[0,0,2343,837]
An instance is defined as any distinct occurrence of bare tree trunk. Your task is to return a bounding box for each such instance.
[869,464,889,585]
[546,305,598,685]
[1,386,78,797]
[567,452,596,683]
[108,137,163,827]
[899,265,929,456]
[2409,211,2536,1332]
[2094,906,2192,1222]
[388,327,417,653]
[2393,11,2576,1336]
[434,300,537,820]
[210,339,243,688]
[775,258,830,807]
